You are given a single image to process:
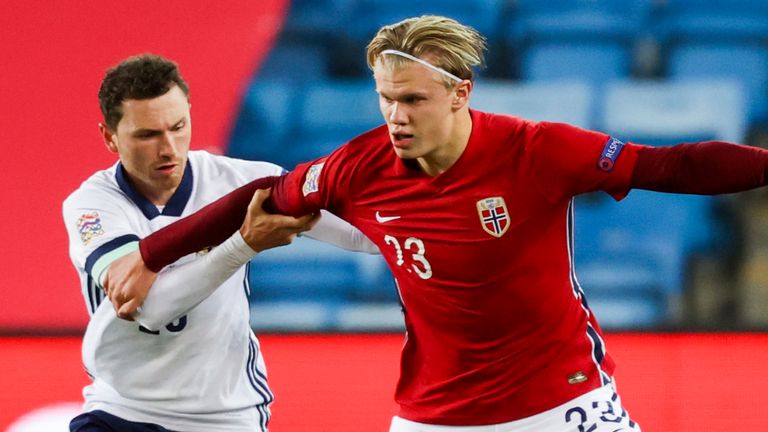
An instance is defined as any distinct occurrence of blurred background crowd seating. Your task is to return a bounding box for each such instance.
[226,0,768,332]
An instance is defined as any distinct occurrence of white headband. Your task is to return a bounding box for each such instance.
[380,49,463,83]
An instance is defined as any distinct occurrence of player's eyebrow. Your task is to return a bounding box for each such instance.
[377,89,429,102]
[131,117,186,137]
[170,118,186,129]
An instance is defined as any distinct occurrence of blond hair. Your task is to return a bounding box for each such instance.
[366,15,487,87]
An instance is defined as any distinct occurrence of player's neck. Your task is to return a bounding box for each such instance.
[417,111,472,176]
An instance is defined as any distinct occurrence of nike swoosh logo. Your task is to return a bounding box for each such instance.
[375,211,401,223]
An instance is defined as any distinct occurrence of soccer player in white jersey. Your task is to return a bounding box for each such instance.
[62,54,376,432]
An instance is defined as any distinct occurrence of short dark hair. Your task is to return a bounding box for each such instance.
[98,54,190,130]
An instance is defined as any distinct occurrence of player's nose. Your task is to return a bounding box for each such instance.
[157,132,179,158]
[389,102,407,125]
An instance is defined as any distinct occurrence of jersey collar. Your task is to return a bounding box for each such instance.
[116,161,194,220]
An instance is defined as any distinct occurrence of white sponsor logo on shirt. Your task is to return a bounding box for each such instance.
[375,211,401,223]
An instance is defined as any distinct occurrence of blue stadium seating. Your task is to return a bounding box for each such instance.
[505,0,653,81]
[508,0,654,41]
[247,235,396,331]
[599,79,747,145]
[573,193,668,328]
[470,79,594,128]
[285,79,382,166]
[574,189,726,327]
[655,0,768,41]
[280,0,358,38]
[520,41,632,83]
[228,80,299,166]
[667,44,768,122]
[248,235,392,300]
[256,42,331,82]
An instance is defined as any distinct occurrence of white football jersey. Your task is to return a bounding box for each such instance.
[62,151,283,432]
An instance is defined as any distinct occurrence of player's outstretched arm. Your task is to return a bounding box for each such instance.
[139,175,280,273]
[631,141,768,193]
[107,188,318,321]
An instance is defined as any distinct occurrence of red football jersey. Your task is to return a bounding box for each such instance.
[274,110,642,425]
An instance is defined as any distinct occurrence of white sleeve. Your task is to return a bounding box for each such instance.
[63,187,142,318]
[134,231,257,331]
[303,210,379,254]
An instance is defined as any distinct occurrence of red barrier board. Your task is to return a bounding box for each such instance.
[1,333,767,431]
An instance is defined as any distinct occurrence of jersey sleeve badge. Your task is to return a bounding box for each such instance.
[302,162,325,196]
[597,137,625,172]
[476,197,510,238]
[76,211,105,245]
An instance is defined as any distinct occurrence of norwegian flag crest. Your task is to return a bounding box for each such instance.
[476,197,510,238]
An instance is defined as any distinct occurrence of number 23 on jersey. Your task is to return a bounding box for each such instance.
[383,235,433,280]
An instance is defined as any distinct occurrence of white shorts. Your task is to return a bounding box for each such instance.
[390,381,641,432]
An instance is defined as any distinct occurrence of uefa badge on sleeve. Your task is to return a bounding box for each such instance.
[76,211,105,245]
[302,162,324,197]
[476,197,510,238]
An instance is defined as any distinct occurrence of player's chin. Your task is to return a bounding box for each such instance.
[392,145,418,160]
[152,173,182,189]
[392,149,410,160]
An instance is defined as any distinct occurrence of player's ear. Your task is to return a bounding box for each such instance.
[99,122,119,153]
[452,80,472,110]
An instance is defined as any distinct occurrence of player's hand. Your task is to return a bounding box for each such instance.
[240,188,320,252]
[103,249,158,321]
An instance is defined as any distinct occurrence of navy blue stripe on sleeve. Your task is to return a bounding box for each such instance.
[84,234,141,275]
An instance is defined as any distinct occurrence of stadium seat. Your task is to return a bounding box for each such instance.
[599,79,747,145]
[248,236,385,300]
[586,293,668,329]
[249,301,336,331]
[285,79,382,166]
[280,0,358,39]
[654,0,768,41]
[470,79,594,128]
[573,209,668,328]
[519,41,632,83]
[507,0,654,41]
[255,41,331,82]
[667,43,768,122]
[247,236,394,332]
[227,80,299,166]
[573,188,728,328]
[335,302,404,331]
[572,195,670,328]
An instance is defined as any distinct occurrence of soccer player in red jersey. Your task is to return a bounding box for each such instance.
[105,16,768,432]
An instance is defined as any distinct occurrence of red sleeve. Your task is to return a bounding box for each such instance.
[630,141,768,194]
[523,122,641,202]
[139,176,280,272]
[139,147,350,272]
[272,147,355,218]
[271,159,329,216]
